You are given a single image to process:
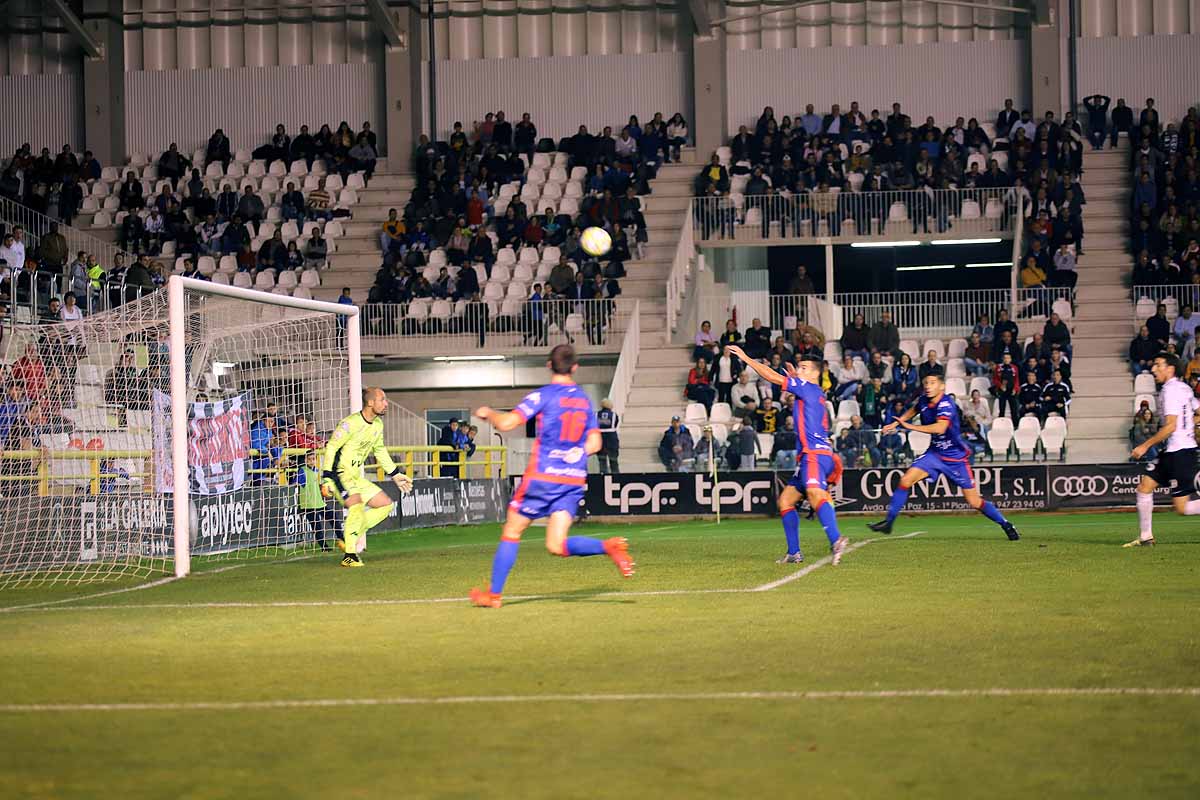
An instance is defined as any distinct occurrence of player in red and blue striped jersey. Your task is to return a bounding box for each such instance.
[868,372,1021,540]
[469,345,635,608]
[727,346,850,565]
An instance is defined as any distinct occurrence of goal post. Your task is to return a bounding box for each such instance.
[0,276,360,589]
[167,276,361,578]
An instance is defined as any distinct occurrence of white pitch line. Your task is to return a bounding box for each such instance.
[1,687,1197,714]
[751,530,926,592]
[0,575,183,613]
[0,531,924,614]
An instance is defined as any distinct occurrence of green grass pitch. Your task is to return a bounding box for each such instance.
[1,510,1198,799]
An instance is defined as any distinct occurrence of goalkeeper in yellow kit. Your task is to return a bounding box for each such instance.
[322,387,412,567]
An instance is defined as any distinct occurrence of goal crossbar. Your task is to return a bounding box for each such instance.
[167,276,361,578]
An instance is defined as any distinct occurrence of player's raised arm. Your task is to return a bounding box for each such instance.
[900,413,950,435]
[727,344,785,387]
[880,405,919,435]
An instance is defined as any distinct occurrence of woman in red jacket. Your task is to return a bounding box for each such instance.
[685,357,717,414]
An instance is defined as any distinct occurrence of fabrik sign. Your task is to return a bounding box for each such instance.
[829,465,1049,513]
[585,473,774,515]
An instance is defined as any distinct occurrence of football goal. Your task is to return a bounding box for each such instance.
[0,276,360,587]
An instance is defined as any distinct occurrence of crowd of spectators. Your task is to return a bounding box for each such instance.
[693,98,1089,243]
[367,109,688,339]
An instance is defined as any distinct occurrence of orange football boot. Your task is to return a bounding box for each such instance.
[603,537,636,577]
[469,587,503,608]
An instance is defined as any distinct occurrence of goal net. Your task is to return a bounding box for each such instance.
[0,276,360,588]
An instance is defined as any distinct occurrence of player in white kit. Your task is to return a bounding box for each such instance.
[1126,353,1200,546]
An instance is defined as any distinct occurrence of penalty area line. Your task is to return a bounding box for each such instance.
[751,530,925,592]
[1,686,1197,713]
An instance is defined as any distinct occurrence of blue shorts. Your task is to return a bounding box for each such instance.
[912,451,976,490]
[510,478,584,520]
[787,452,844,493]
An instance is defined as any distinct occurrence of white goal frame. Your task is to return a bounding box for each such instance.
[167,276,361,578]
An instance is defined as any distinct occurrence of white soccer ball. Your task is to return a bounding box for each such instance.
[581,226,612,257]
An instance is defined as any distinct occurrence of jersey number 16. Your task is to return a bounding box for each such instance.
[559,411,587,443]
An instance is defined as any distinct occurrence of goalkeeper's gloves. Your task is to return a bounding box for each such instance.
[322,471,348,500]
[388,468,413,494]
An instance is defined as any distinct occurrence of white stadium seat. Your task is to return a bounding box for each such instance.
[921,339,945,360]
[987,417,1014,460]
[969,376,992,397]
[1013,416,1041,460]
[710,403,733,425]
[684,403,707,424]
[1133,373,1157,395]
[947,338,968,360]
[836,400,859,420]
[1040,416,1067,460]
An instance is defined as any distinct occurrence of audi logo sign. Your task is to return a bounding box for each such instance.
[1051,476,1111,497]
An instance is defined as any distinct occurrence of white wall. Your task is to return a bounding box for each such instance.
[1077,33,1200,124]
[726,38,1029,135]
[123,62,386,160]
[0,73,84,155]
[427,50,692,141]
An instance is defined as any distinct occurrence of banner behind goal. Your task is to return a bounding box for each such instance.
[0,276,360,587]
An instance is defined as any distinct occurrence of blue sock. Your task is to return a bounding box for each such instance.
[980,501,1008,526]
[816,502,841,545]
[565,536,606,556]
[781,508,800,555]
[489,539,520,594]
[886,488,910,523]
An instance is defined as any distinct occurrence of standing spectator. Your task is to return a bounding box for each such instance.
[868,310,901,358]
[841,312,871,361]
[1083,94,1110,150]
[727,420,759,471]
[709,344,741,405]
[596,398,620,474]
[39,222,67,273]
[685,358,716,413]
[1110,98,1134,147]
[1146,304,1171,349]
[770,416,796,470]
[157,143,191,190]
[205,128,232,170]
[658,416,694,472]
[249,415,282,484]
[437,418,462,473]
[992,352,1020,422]
[788,265,816,295]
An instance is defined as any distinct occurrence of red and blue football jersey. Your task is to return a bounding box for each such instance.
[916,393,969,459]
[785,376,833,454]
[513,382,598,485]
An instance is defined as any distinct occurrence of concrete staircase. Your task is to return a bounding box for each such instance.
[1061,141,1134,462]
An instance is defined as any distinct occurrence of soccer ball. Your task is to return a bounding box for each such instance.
[581,226,612,257]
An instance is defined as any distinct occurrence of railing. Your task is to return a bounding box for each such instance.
[666,199,697,332]
[0,268,151,340]
[608,299,640,418]
[1132,284,1200,323]
[0,195,134,283]
[358,297,635,356]
[0,444,508,495]
[384,403,445,449]
[694,288,1073,344]
[692,187,1016,244]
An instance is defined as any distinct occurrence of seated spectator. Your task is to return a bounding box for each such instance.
[157,143,191,189]
[446,220,471,266]
[994,307,1019,344]
[303,230,328,269]
[962,416,988,459]
[867,310,901,358]
[1130,406,1160,461]
[693,320,717,361]
[285,241,304,271]
[205,128,231,170]
[918,350,944,380]
[280,182,306,224]
[860,377,886,426]
[770,416,796,470]
[718,319,741,347]
[118,171,144,211]
[348,133,377,181]
[1043,311,1072,358]
[658,416,694,472]
[964,388,993,435]
[685,357,716,413]
[454,263,480,301]
[1018,371,1043,422]
[992,329,1020,363]
[257,231,287,272]
[744,317,772,360]
[865,351,890,387]
[1051,243,1078,288]
[1042,370,1071,418]
[731,371,758,411]
[693,425,725,474]
[832,354,866,401]
[307,177,333,221]
[468,228,495,275]
[237,186,266,234]
[1185,348,1200,381]
[1174,304,1198,360]
[877,400,906,466]
[841,313,870,361]
[1020,254,1047,289]
[1146,304,1171,349]
[835,425,860,467]
[891,353,918,402]
[992,353,1020,422]
[964,332,992,377]
[754,397,779,434]
[1024,332,1050,365]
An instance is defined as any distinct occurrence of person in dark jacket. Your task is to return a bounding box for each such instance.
[744,318,772,360]
[658,416,694,472]
[1082,94,1110,150]
[596,398,620,474]
[1110,98,1134,148]
[1146,304,1171,348]
[1042,312,1072,358]
[841,313,871,361]
[867,310,901,358]
[437,418,462,472]
[1129,325,1159,376]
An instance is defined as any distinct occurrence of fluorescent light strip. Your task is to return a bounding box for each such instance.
[849,240,921,248]
[432,355,507,362]
[965,261,1012,268]
[895,264,957,272]
[930,238,1003,245]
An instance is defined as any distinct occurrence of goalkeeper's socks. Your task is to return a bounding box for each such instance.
[362,503,392,533]
[979,501,1007,526]
[885,488,910,524]
[489,537,521,594]
[780,507,801,555]
[565,536,606,556]
[343,504,365,554]
[814,500,841,546]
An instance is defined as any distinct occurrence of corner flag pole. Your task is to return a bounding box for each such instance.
[711,438,720,526]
